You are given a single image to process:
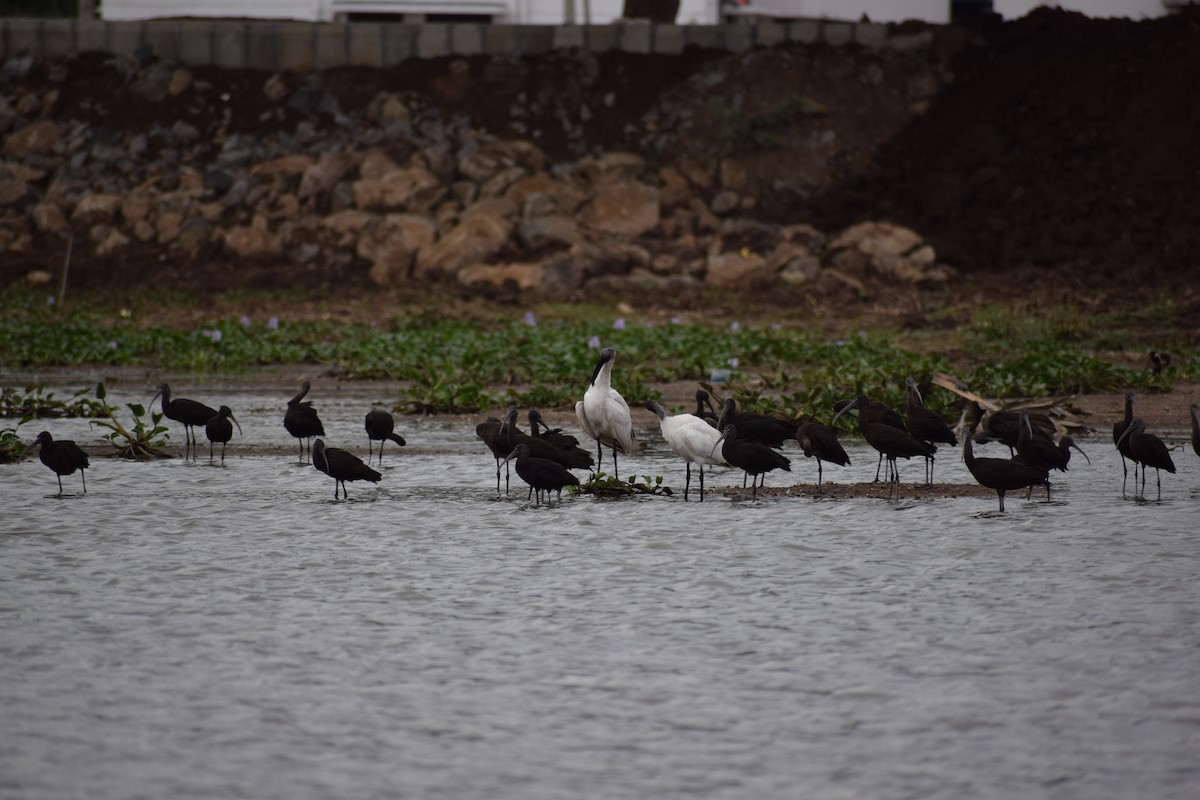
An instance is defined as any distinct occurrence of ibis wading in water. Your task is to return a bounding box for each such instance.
[285,381,325,464]
[312,438,381,499]
[151,383,216,462]
[476,417,511,494]
[1013,410,1088,499]
[713,424,790,499]
[1113,390,1136,496]
[833,394,906,482]
[834,397,935,499]
[24,431,89,495]
[903,377,958,485]
[576,347,635,480]
[794,419,850,492]
[364,409,406,466]
[644,399,727,502]
[1191,403,1199,459]
[204,405,242,465]
[502,443,580,506]
[1115,419,1175,501]
[962,437,1050,513]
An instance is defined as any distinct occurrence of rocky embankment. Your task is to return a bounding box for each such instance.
[0,51,953,298]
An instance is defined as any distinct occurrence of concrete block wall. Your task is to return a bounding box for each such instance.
[0,17,929,70]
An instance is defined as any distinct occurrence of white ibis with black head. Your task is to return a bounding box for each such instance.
[644,399,727,501]
[576,347,635,480]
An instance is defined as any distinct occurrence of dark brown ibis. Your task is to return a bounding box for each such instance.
[716,398,794,449]
[1013,410,1088,499]
[528,409,594,470]
[204,405,241,465]
[1115,419,1175,501]
[23,431,89,495]
[833,394,906,482]
[712,424,790,499]
[364,408,406,466]
[962,438,1050,512]
[1191,403,1199,459]
[975,409,1055,456]
[693,389,720,428]
[795,419,850,493]
[284,381,325,464]
[502,443,580,507]
[1113,390,1135,496]
[834,397,935,499]
[312,438,382,499]
[151,383,217,462]
[904,377,958,485]
[500,408,592,471]
[476,416,510,494]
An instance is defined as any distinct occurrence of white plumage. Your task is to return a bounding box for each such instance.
[576,347,635,479]
[644,400,727,501]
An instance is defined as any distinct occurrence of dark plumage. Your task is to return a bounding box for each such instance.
[502,443,580,506]
[963,438,1050,512]
[1116,419,1175,501]
[204,405,241,465]
[904,377,957,485]
[693,389,720,427]
[714,424,791,499]
[498,407,592,471]
[834,396,935,499]
[152,383,217,462]
[1013,411,1088,499]
[528,409,594,470]
[1191,403,1199,459]
[476,417,510,494]
[1113,390,1135,496]
[716,398,794,449]
[833,394,906,482]
[312,438,382,499]
[365,408,406,466]
[284,381,325,464]
[23,431,89,495]
[795,419,849,492]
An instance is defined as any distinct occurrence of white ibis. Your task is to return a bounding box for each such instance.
[576,347,635,480]
[643,399,727,501]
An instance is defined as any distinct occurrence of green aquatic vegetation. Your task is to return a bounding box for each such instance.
[0,424,25,464]
[0,385,108,418]
[87,383,171,459]
[571,473,672,498]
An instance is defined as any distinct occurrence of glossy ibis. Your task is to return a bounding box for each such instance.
[204,405,241,465]
[794,419,850,493]
[712,424,790,499]
[644,399,727,501]
[693,389,720,427]
[499,407,592,472]
[904,377,958,485]
[716,398,794,449]
[576,347,635,480]
[833,394,905,482]
[1191,403,1199,459]
[834,397,935,499]
[364,408,406,466]
[1115,419,1175,501]
[528,409,594,470]
[1014,411,1088,499]
[312,438,381,499]
[23,431,89,495]
[476,417,512,494]
[502,443,580,507]
[962,438,1050,512]
[151,383,216,462]
[1112,390,1135,496]
[284,381,325,464]
[975,409,1055,456]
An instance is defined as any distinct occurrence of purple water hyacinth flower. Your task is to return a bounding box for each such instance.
[107,340,118,349]
[729,320,740,332]
[523,311,537,326]
[728,357,739,368]
[587,335,602,349]
[240,315,251,326]
[612,318,625,331]
[211,330,223,343]
[267,316,279,330]
[46,295,55,306]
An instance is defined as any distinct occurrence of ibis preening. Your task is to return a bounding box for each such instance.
[476,417,510,494]
[1115,419,1175,501]
[499,408,592,471]
[365,409,406,466]
[576,347,635,480]
[904,377,958,485]
[716,398,794,449]
[693,389,720,427]
[976,409,1055,456]
[312,438,381,499]
[834,397,935,499]
[794,419,850,492]
[1113,390,1136,496]
[151,383,216,462]
[204,406,242,465]
[833,394,906,482]
[528,409,594,470]
[502,443,580,506]
[644,399,727,501]
[713,424,790,499]
[962,438,1050,512]
[285,381,325,464]
[23,431,89,495]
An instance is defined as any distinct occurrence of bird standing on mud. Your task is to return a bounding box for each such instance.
[644,399,727,501]
[576,347,635,480]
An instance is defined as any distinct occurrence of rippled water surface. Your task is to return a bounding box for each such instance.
[3,388,1199,799]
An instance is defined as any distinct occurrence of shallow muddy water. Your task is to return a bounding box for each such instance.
[3,387,1199,799]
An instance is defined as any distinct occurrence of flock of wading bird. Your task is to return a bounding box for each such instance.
[18,348,1200,511]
